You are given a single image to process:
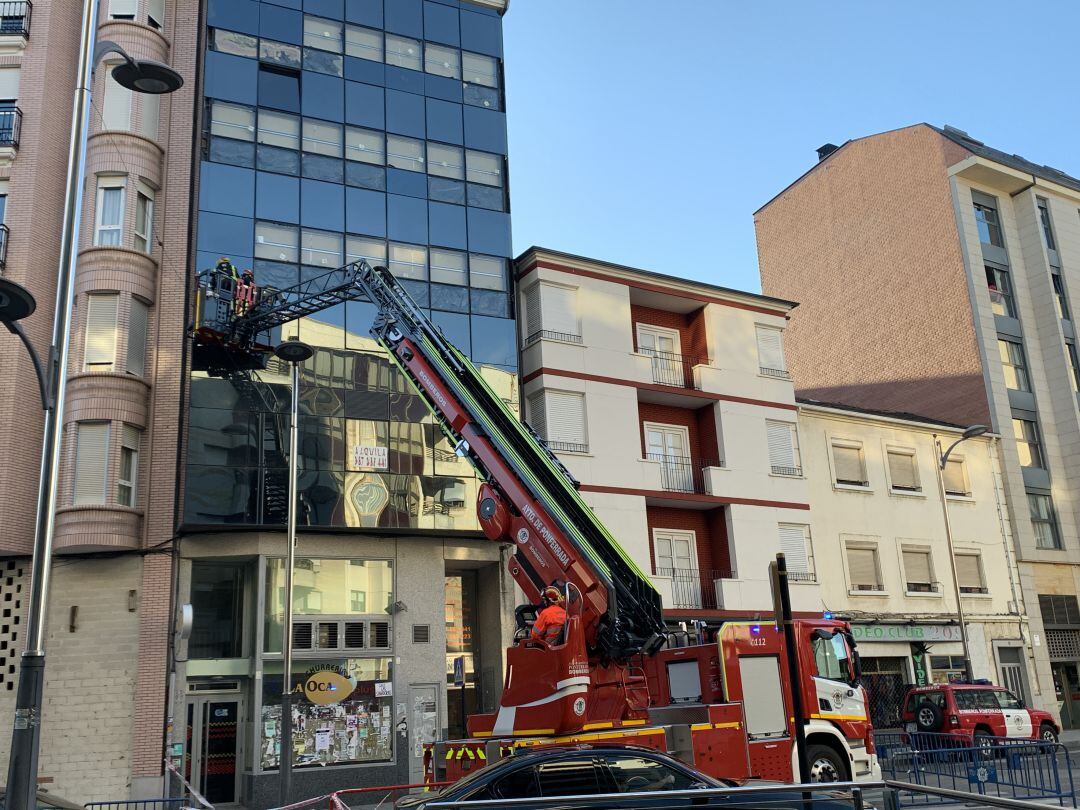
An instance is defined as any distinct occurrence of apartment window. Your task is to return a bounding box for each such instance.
[462,52,499,88]
[985,265,1015,318]
[528,390,587,452]
[346,127,384,165]
[943,457,970,497]
[102,64,132,131]
[998,339,1030,392]
[653,530,696,574]
[428,143,464,180]
[260,40,301,69]
[258,110,300,150]
[846,545,882,592]
[778,524,811,576]
[140,92,160,141]
[973,198,1003,247]
[345,25,382,61]
[1068,343,1080,392]
[425,43,460,79]
[1030,494,1061,550]
[255,221,299,263]
[1038,198,1056,251]
[303,16,343,52]
[147,0,165,30]
[387,135,424,172]
[211,29,258,57]
[108,0,135,20]
[430,249,467,286]
[1053,274,1070,321]
[645,423,691,492]
[389,243,427,280]
[134,184,154,254]
[469,255,506,291]
[385,34,421,71]
[345,236,386,268]
[73,422,109,505]
[903,549,935,593]
[831,441,867,487]
[209,101,255,142]
[302,119,342,157]
[84,293,119,372]
[301,228,343,267]
[755,325,787,378]
[887,448,920,492]
[1012,418,1044,469]
[127,298,149,377]
[117,425,140,507]
[524,282,580,344]
[766,420,801,476]
[466,150,503,187]
[955,553,987,594]
[94,178,125,246]
[1039,594,1080,626]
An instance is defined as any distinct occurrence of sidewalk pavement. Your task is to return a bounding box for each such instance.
[1062,728,1080,754]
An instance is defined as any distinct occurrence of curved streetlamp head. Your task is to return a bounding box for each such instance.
[961,424,989,440]
[0,277,36,323]
[111,58,184,94]
[274,340,314,365]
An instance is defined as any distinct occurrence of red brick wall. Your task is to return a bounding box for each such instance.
[696,406,720,465]
[646,506,729,574]
[755,124,991,426]
[638,403,721,463]
[630,304,707,361]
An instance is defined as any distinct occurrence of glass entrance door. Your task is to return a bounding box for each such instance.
[1052,663,1080,730]
[186,691,244,805]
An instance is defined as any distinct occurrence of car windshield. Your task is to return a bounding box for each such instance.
[812,631,854,682]
[435,756,515,796]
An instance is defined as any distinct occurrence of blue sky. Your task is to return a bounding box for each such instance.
[503,1,1080,294]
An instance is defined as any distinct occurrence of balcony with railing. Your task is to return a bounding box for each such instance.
[655,567,733,610]
[0,106,21,149]
[0,223,8,272]
[0,1,31,39]
[645,453,722,495]
[640,348,705,389]
[523,329,582,347]
[759,364,791,380]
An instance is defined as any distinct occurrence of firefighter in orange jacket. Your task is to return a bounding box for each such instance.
[530,586,567,645]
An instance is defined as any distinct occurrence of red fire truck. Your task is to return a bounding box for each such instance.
[194,260,878,786]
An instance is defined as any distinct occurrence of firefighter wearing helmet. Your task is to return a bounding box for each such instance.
[530,586,567,645]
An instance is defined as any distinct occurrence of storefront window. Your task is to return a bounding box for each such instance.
[261,657,394,768]
[446,573,480,738]
[190,561,247,659]
[931,655,967,684]
[264,558,393,653]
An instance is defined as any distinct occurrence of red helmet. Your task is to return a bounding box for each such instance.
[242,268,254,278]
[542,586,564,605]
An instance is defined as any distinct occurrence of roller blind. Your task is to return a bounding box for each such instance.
[766,420,797,469]
[888,450,919,490]
[127,298,148,376]
[147,0,165,28]
[955,554,983,590]
[74,423,110,505]
[943,458,968,495]
[847,547,879,589]
[778,524,809,573]
[546,391,586,446]
[832,444,866,485]
[540,283,579,338]
[108,0,136,17]
[140,93,160,140]
[0,67,20,101]
[84,294,119,371]
[526,392,546,439]
[524,284,541,339]
[755,326,785,371]
[102,66,132,131]
[903,550,932,584]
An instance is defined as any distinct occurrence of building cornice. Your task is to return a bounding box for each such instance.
[797,401,999,438]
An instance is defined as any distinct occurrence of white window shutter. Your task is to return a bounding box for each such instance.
[955,554,982,590]
[127,298,148,376]
[0,67,21,101]
[102,68,132,131]
[526,392,547,439]
[943,458,967,495]
[847,547,879,589]
[524,285,541,340]
[139,92,160,140]
[546,391,586,446]
[766,420,795,469]
[109,0,136,16]
[888,451,919,490]
[74,423,110,505]
[84,294,119,371]
[778,524,809,573]
[832,444,865,484]
[903,550,932,584]
[756,326,785,371]
[540,284,580,338]
[148,0,165,27]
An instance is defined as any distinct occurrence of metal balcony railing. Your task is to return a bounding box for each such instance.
[759,365,791,379]
[655,567,733,610]
[0,1,31,37]
[640,348,704,389]
[906,581,942,594]
[0,107,21,148]
[546,439,588,454]
[788,570,817,583]
[523,329,582,347]
[645,453,721,495]
[0,224,8,272]
[770,464,802,477]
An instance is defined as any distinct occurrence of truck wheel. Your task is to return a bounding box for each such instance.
[807,744,848,783]
[973,729,995,759]
[915,700,944,732]
[1040,723,1059,743]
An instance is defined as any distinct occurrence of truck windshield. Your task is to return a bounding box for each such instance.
[812,631,854,684]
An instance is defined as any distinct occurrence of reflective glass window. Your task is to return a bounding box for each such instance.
[211,29,258,58]
[304,15,343,52]
[346,236,387,267]
[255,221,299,262]
[385,34,421,70]
[302,119,343,156]
[210,100,255,141]
[260,39,302,69]
[301,228,344,267]
[431,248,466,286]
[428,143,464,180]
[303,47,343,76]
[389,243,427,280]
[466,150,502,186]
[258,109,300,149]
[345,24,383,61]
[345,127,384,164]
[425,43,460,79]
[387,135,425,172]
[469,254,506,291]
[462,52,498,88]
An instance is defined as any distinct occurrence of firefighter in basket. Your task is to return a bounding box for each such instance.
[530,586,567,646]
[235,267,257,316]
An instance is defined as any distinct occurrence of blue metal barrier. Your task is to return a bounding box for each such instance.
[874,730,1076,807]
[86,800,191,810]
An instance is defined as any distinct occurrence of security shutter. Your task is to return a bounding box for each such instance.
[139,93,160,140]
[74,423,110,505]
[523,284,541,340]
[778,524,809,573]
[0,68,20,102]
[888,450,919,490]
[846,547,879,590]
[84,294,119,371]
[766,420,796,469]
[526,392,547,439]
[127,298,148,376]
[147,0,165,28]
[102,67,132,130]
[903,550,932,586]
[755,326,785,372]
[832,444,866,485]
[943,458,968,495]
[540,284,580,338]
[546,391,586,446]
[108,0,136,17]
[955,554,983,591]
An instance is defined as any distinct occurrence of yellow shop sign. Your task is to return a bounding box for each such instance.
[301,668,354,705]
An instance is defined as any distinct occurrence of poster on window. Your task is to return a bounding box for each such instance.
[350,445,388,471]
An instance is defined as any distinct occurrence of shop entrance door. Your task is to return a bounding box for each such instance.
[1052,663,1080,729]
[186,685,244,805]
[860,657,908,729]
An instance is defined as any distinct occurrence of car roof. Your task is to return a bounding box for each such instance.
[909,683,1004,691]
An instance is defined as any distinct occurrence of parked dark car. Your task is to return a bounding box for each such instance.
[397,744,866,809]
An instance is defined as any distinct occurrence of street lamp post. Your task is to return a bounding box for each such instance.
[934,424,989,684]
[0,1,182,806]
[274,339,314,807]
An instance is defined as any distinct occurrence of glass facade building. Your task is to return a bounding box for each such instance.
[186,0,516,531]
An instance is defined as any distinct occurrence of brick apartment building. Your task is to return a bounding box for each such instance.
[755,123,1080,721]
